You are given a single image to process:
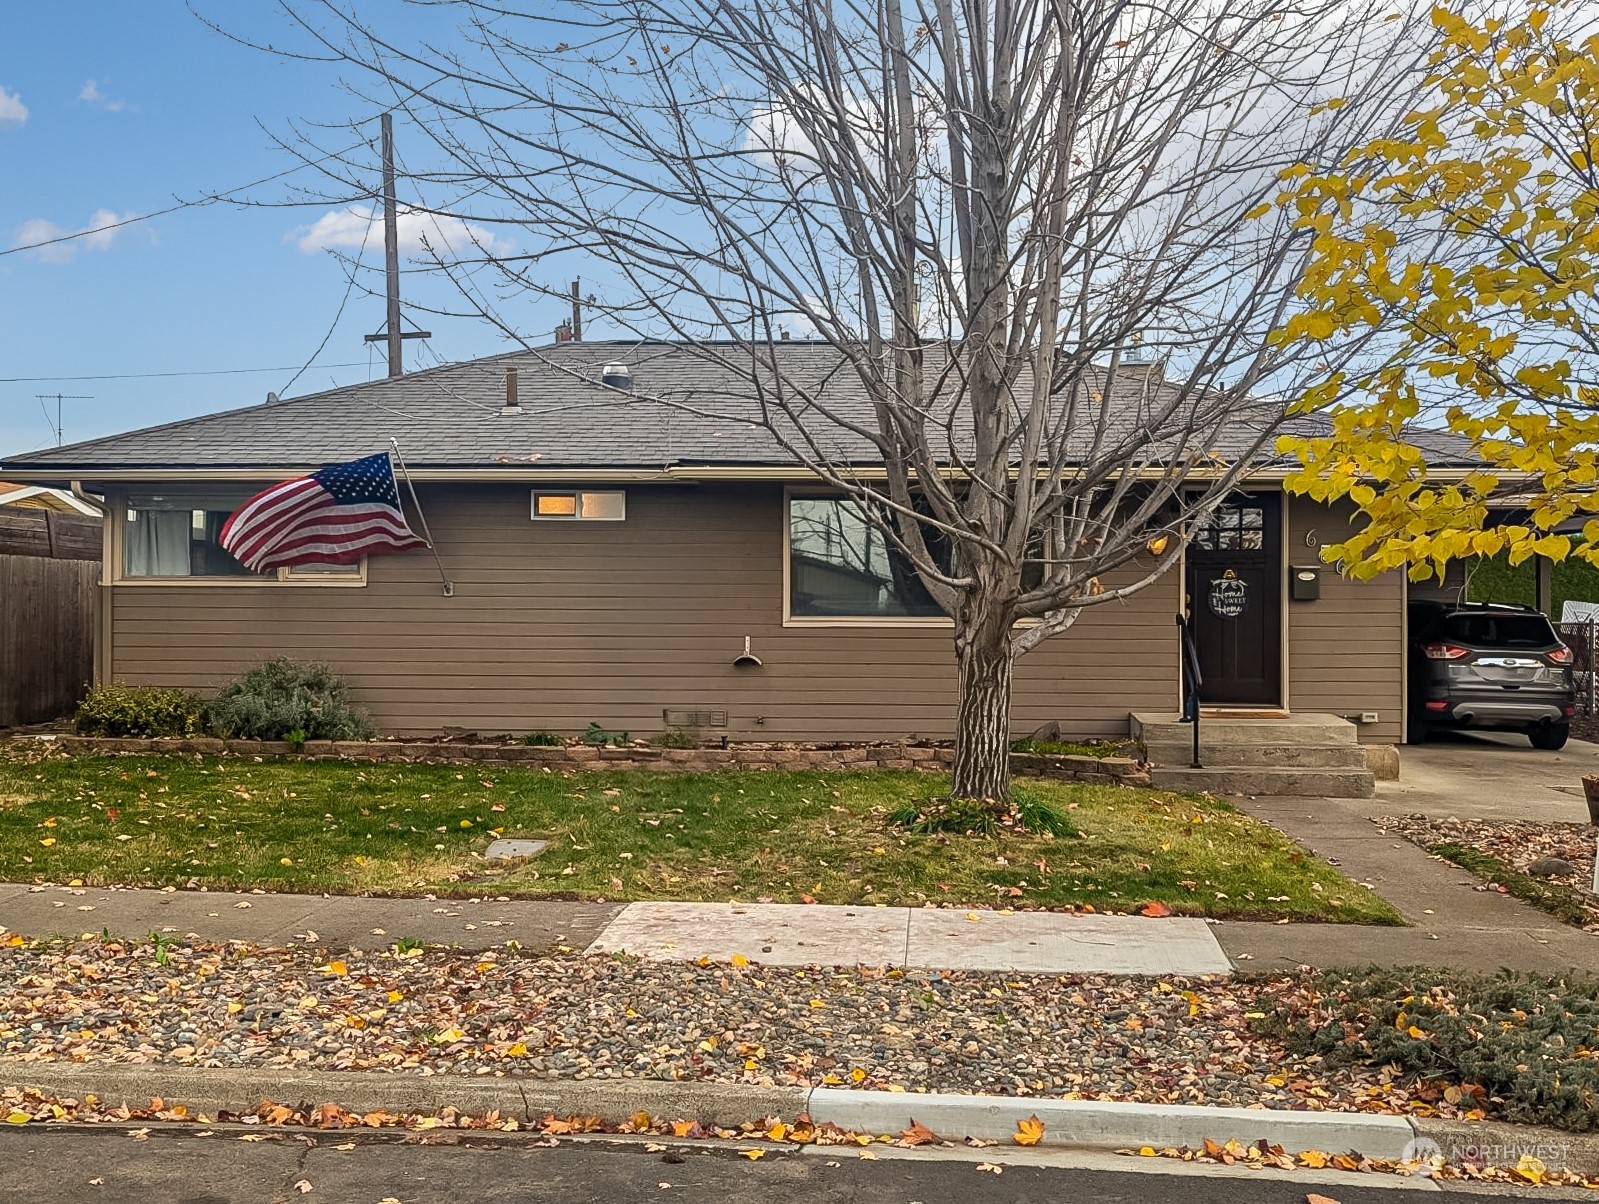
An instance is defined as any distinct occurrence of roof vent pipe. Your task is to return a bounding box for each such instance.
[501,367,523,415]
[601,362,632,390]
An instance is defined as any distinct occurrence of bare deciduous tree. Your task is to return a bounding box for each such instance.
[224,0,1431,803]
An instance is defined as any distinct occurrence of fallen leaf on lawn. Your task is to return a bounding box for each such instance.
[1139,901,1172,918]
[1013,1115,1044,1146]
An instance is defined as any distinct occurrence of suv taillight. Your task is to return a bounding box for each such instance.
[1423,643,1472,660]
[1549,645,1574,664]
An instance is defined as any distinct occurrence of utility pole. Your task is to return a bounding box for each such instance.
[571,280,582,341]
[36,393,91,447]
[382,111,403,378]
[364,111,429,375]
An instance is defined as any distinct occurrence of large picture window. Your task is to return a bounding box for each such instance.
[123,502,252,578]
[788,496,946,618]
[120,494,365,584]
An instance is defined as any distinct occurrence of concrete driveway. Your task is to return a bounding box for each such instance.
[1375,729,1599,823]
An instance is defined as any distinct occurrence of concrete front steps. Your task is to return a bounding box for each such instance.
[1131,712,1376,798]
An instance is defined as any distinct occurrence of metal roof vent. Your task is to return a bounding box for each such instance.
[501,367,523,415]
[601,362,632,390]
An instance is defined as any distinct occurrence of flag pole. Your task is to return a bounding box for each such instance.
[389,437,453,597]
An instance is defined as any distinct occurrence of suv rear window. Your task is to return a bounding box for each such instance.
[1440,613,1557,648]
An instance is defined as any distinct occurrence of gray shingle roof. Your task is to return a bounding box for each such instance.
[0,340,1479,474]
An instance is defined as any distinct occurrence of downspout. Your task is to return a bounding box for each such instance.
[72,479,112,686]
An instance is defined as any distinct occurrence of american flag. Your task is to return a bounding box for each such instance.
[220,452,428,572]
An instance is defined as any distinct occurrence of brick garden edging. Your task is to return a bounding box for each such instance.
[43,735,1151,787]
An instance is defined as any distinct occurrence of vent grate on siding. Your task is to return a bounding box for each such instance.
[662,708,728,728]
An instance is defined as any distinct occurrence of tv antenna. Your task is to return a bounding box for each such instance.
[36,393,92,446]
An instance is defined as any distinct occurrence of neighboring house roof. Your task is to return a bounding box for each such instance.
[0,340,1479,478]
[0,482,101,515]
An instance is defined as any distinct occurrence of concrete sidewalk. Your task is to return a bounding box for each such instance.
[1220,795,1599,974]
[0,881,621,953]
[0,884,1234,976]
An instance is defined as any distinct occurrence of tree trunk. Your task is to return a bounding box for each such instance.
[951,619,1014,801]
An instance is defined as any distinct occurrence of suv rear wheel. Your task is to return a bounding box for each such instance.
[1529,725,1569,751]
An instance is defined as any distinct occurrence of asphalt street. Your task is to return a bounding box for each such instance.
[0,1128,1582,1204]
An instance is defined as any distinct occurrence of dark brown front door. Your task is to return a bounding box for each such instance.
[1186,493,1281,705]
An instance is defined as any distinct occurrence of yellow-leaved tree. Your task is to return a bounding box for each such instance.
[1276,0,1599,581]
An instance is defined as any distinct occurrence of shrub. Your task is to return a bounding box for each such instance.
[582,722,629,747]
[1011,738,1122,758]
[522,731,564,747]
[888,786,1070,837]
[1260,967,1599,1132]
[647,728,698,749]
[74,683,208,738]
[206,659,371,742]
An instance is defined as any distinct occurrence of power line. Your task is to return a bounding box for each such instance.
[0,133,376,260]
[0,362,369,384]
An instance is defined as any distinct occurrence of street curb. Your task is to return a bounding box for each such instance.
[807,1088,1418,1159]
[0,1063,808,1129]
[3,1064,1593,1175]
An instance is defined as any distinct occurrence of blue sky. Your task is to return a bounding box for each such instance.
[0,3,575,459]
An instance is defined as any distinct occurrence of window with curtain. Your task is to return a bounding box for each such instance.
[122,498,253,578]
[788,496,947,618]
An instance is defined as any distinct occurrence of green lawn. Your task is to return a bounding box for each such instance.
[0,748,1400,922]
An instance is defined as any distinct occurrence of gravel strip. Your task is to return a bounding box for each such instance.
[0,936,1477,1121]
[1377,814,1599,928]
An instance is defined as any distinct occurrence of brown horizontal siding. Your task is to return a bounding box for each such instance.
[1285,495,1403,744]
[107,483,1180,741]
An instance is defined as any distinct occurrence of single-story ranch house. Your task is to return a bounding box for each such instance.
[0,341,1478,792]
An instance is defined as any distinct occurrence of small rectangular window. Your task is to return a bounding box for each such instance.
[280,561,365,582]
[531,490,626,520]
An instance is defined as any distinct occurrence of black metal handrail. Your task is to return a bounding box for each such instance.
[1176,613,1203,768]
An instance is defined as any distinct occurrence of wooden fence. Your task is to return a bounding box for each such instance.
[0,508,101,727]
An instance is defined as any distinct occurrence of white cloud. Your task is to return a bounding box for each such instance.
[290,204,510,258]
[78,79,127,113]
[11,209,135,263]
[0,85,27,128]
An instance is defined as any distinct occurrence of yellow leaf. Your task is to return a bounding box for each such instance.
[1138,1146,1156,1157]
[1013,1115,1045,1147]
[1407,1024,1425,1039]
[4,1111,29,1125]
[387,990,403,1004]
[506,1043,528,1057]
[1298,1149,1329,1168]
[850,1067,868,1083]
[731,954,750,968]
[39,839,54,847]
[327,960,348,977]
[741,1149,765,1160]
